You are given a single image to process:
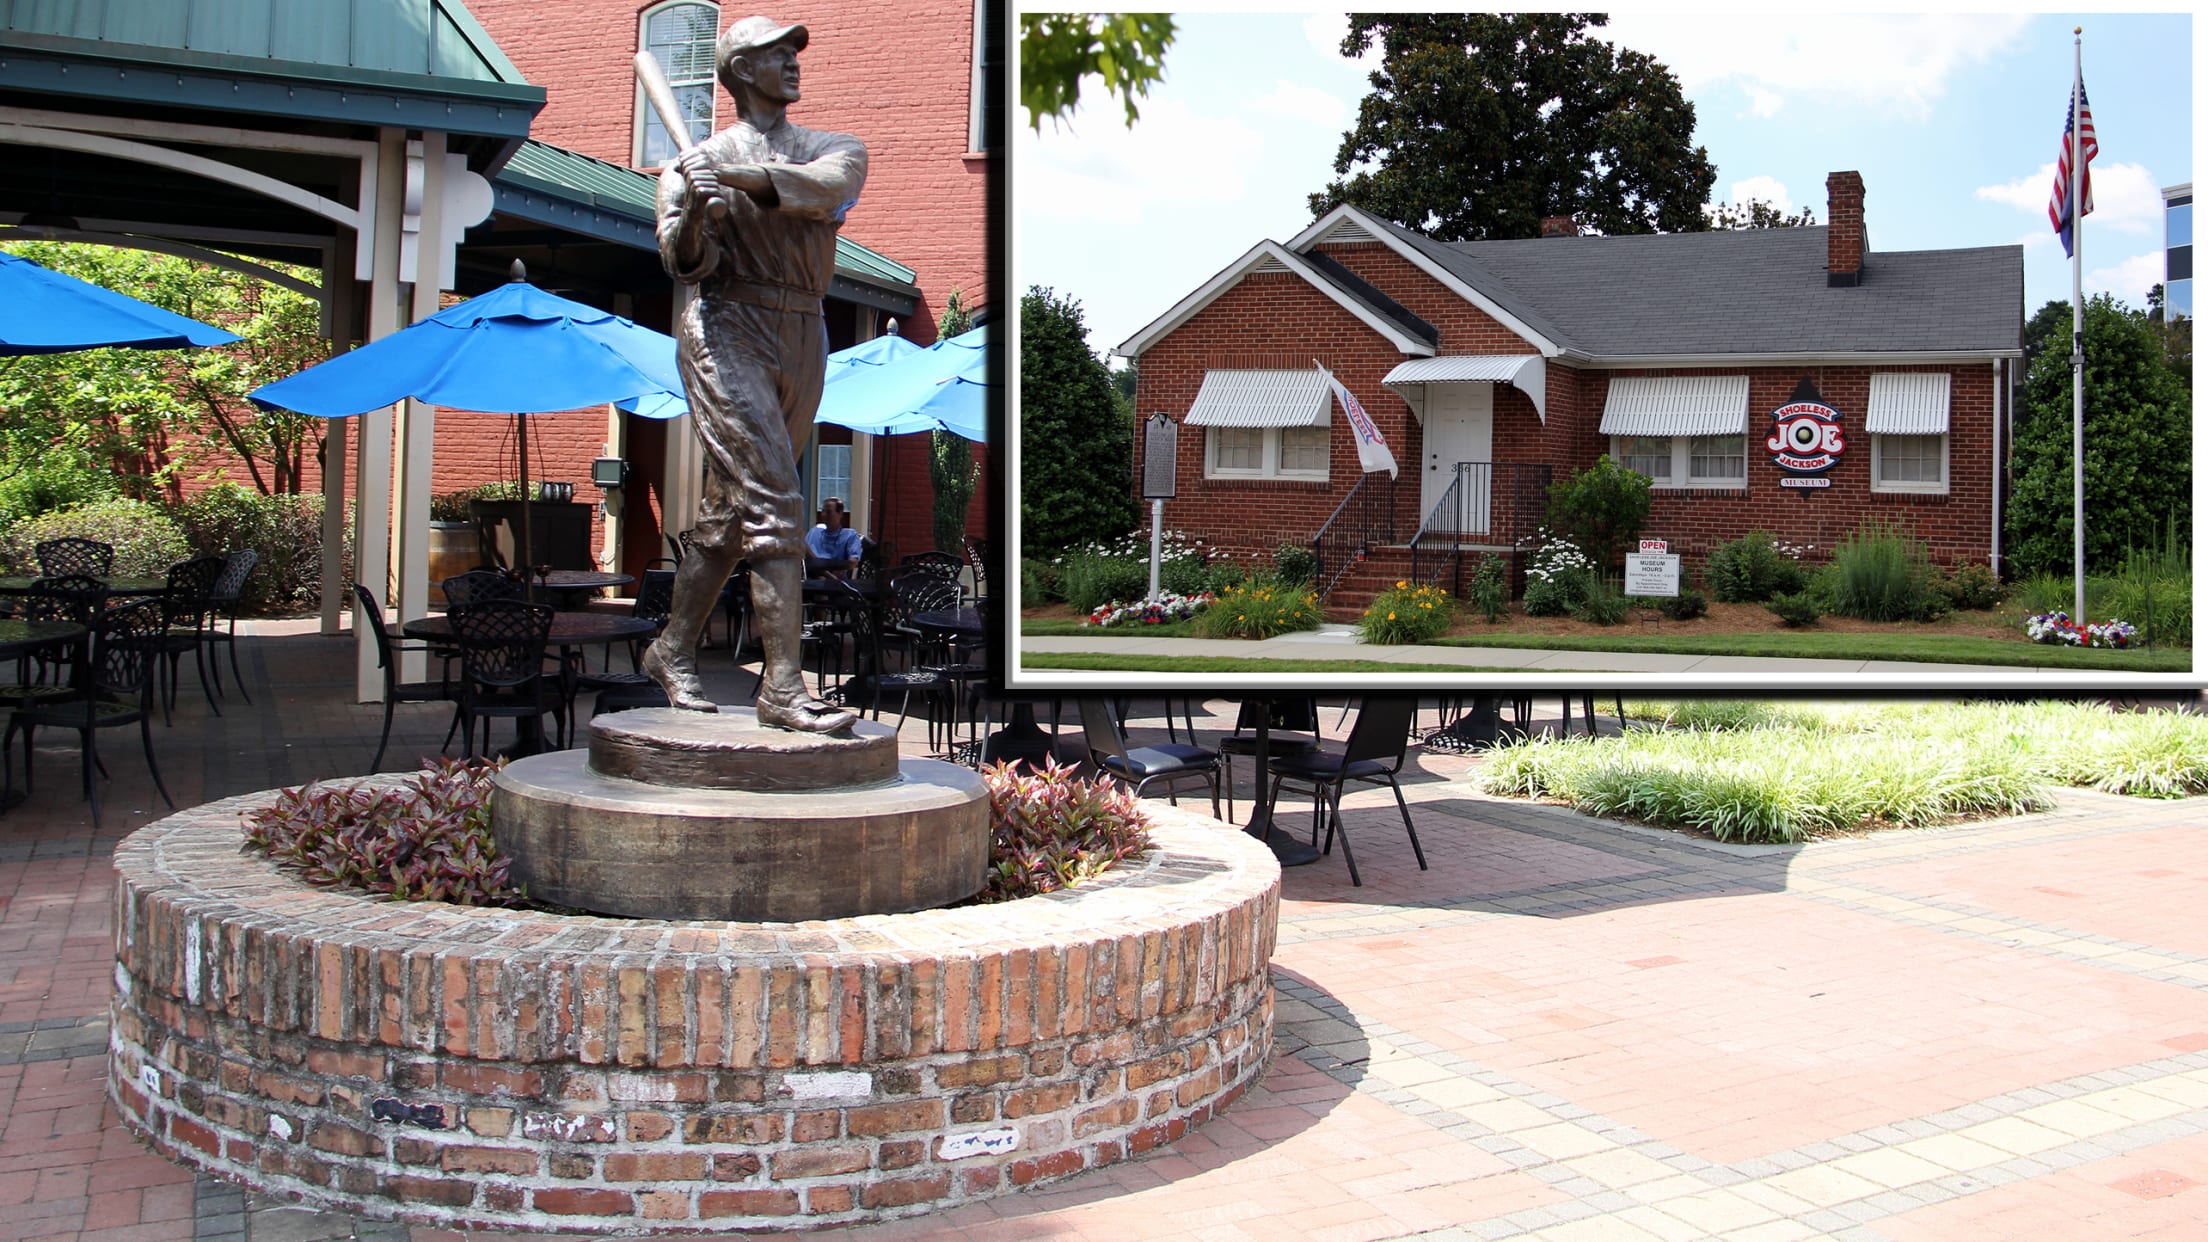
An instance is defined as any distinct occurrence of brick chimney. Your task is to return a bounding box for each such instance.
[1539,215,1580,238]
[1826,171,1865,287]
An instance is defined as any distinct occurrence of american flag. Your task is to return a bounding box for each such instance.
[2048,79,2097,259]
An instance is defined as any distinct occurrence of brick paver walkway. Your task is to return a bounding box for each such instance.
[2,623,2202,1239]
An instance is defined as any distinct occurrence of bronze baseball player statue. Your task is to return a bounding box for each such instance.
[640,15,864,732]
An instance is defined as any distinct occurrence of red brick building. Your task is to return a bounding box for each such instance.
[1121,173,2024,602]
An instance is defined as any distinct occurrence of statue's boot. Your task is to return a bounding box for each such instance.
[641,550,733,712]
[748,556,857,734]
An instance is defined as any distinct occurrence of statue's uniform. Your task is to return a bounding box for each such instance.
[655,120,866,563]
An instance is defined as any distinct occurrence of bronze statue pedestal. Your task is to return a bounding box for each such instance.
[493,707,987,921]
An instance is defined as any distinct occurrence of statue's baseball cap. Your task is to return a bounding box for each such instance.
[718,16,808,62]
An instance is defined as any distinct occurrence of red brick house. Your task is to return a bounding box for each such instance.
[1120,173,2023,603]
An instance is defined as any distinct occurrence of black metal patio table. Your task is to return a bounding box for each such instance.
[0,618,91,810]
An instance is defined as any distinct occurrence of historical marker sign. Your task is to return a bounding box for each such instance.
[1141,412,1177,499]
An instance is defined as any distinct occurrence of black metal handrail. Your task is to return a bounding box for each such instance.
[1310,475,1396,600]
[1406,462,1554,594]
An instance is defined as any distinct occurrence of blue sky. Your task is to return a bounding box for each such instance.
[1014,9,2195,361]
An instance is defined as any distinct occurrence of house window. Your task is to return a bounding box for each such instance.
[816,444,852,511]
[1610,434,1747,487]
[1207,427,1328,480]
[638,2,719,168]
[1873,434,1947,491]
[1599,375,1749,489]
[1866,372,1952,494]
[970,0,1001,153]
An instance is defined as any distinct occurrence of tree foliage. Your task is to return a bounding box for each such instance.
[2005,293,2192,577]
[1709,198,1816,229]
[1019,13,1176,131]
[0,241,329,499]
[928,289,979,554]
[1544,454,1651,571]
[2020,298,2073,391]
[1019,287,1136,555]
[1308,13,1716,240]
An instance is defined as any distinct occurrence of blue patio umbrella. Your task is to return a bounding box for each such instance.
[251,269,683,568]
[814,324,989,442]
[0,250,241,355]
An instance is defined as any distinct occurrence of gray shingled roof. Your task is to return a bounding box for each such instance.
[1358,215,2023,358]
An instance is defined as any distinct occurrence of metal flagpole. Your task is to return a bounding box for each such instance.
[2071,28,2086,622]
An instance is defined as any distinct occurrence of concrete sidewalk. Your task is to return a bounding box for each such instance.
[1021,625,2077,676]
[2,632,2204,1240]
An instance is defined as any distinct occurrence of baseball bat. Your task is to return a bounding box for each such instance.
[634,52,727,218]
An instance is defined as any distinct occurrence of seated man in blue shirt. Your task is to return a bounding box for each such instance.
[804,496,866,578]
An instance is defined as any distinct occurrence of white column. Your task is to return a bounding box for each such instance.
[394,131,447,682]
[319,239,355,635]
[354,127,407,701]
[600,407,626,572]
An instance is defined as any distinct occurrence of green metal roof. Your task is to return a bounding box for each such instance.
[492,139,921,311]
[0,0,543,142]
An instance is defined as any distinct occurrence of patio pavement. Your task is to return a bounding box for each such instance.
[3,621,2204,1240]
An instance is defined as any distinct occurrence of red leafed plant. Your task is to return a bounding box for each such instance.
[241,758,525,907]
[978,758,1154,902]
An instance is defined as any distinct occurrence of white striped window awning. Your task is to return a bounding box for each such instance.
[1865,372,1952,434]
[1183,369,1332,427]
[1598,375,1749,436]
[1383,355,1546,423]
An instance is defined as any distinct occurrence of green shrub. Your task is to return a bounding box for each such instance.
[0,457,117,527]
[1060,551,1148,614]
[1522,536,1594,616]
[1545,456,1651,570]
[1569,577,1632,625]
[1931,561,2004,611]
[1467,553,1508,623]
[1766,591,1822,627]
[168,483,337,614]
[0,498,191,579]
[1022,556,1063,603]
[976,757,1152,902]
[1659,590,1707,621]
[1704,530,1808,603]
[1825,518,1934,622]
[1193,575,1321,639]
[1357,580,1455,644]
[1202,559,1250,595]
[1272,542,1317,587]
[242,760,525,906]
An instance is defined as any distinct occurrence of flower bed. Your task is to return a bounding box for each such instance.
[1085,590,1212,628]
[2024,610,2138,648]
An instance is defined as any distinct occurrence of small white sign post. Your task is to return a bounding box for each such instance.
[1624,538,1680,597]
[1140,414,1177,598]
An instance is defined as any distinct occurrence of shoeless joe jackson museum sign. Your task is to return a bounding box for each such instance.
[1767,378,1848,489]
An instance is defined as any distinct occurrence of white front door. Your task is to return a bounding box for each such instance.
[1419,383,1493,535]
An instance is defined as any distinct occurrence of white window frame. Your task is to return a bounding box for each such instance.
[1870,433,1949,494]
[635,1,721,170]
[1609,433,1747,489]
[1206,426,1330,481]
[816,443,853,511]
[968,0,990,153]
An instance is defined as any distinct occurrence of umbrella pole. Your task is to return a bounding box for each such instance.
[517,412,533,573]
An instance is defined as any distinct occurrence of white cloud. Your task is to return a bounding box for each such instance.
[2087,251,2166,303]
[1975,160,2165,236]
[1019,97,1263,228]
[1254,80,1349,130]
[1302,12,1385,72]
[1727,176,1794,214]
[1603,13,2031,122]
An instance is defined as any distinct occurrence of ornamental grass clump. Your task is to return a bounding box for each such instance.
[977,758,1153,901]
[1357,580,1455,645]
[1193,575,1322,639]
[241,759,524,906]
[1826,518,1936,622]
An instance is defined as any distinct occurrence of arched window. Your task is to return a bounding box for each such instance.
[637,2,719,167]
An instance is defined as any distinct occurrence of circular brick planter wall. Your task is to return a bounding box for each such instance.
[108,789,1279,1233]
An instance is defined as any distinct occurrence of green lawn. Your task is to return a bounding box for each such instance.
[1427,629,2190,671]
[1019,654,1527,674]
[1022,618,2192,671]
